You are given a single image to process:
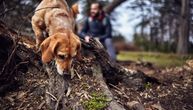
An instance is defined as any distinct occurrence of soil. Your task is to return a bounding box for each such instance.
[116,61,193,110]
[0,60,192,110]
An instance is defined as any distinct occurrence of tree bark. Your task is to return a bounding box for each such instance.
[92,63,125,110]
[177,0,190,55]
[43,38,157,110]
[45,63,70,110]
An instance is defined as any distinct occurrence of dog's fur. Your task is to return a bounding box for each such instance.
[32,0,80,75]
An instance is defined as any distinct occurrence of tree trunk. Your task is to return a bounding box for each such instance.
[45,63,70,110]
[177,0,190,55]
[43,38,156,110]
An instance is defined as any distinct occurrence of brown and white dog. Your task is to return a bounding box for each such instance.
[31,0,80,75]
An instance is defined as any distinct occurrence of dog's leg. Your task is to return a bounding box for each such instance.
[32,16,45,49]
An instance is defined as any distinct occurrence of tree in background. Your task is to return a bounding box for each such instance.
[1,0,192,54]
[129,0,193,54]
[177,0,190,55]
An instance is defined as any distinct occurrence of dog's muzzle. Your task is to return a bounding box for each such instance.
[46,61,70,76]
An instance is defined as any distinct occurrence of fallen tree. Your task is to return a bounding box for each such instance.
[0,20,161,110]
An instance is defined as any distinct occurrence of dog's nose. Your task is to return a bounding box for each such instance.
[63,69,71,75]
[63,71,69,75]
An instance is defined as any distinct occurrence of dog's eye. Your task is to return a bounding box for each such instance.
[58,55,66,59]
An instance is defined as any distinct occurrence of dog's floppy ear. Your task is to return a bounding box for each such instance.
[40,38,53,63]
[71,3,79,18]
[40,37,58,63]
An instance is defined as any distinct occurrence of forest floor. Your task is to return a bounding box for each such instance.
[0,21,192,110]
[116,61,193,110]
[0,59,192,110]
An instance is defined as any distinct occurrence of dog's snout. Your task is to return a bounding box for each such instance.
[63,71,69,75]
[62,67,71,75]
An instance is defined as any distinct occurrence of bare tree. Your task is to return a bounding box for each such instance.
[104,0,127,14]
[177,0,190,55]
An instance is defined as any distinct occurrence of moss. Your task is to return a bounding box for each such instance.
[82,92,111,110]
[145,82,152,89]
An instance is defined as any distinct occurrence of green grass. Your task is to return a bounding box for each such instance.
[117,51,192,68]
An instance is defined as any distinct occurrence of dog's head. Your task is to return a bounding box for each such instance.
[40,31,81,75]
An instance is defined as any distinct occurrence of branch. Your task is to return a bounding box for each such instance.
[104,0,127,14]
[0,8,14,17]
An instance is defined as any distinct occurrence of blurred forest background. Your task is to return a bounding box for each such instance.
[0,0,193,67]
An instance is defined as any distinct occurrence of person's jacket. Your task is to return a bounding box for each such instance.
[79,14,112,41]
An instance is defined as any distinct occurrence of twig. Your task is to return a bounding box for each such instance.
[2,0,6,19]
[75,70,82,80]
[109,83,123,92]
[109,83,130,99]
[46,91,57,101]
[55,94,64,110]
[66,87,71,97]
[1,44,18,74]
[0,8,14,17]
[8,61,29,76]
[38,101,46,110]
